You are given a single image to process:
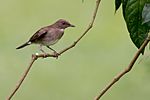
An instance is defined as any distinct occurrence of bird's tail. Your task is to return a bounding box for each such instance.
[16,41,31,49]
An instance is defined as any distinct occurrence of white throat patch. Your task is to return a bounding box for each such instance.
[60,29,64,32]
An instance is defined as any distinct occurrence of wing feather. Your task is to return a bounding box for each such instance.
[29,28,47,42]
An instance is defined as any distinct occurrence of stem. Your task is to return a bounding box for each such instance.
[95,35,150,100]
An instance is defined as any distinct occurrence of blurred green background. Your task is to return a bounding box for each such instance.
[0,0,150,100]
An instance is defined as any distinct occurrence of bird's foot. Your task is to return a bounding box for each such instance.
[34,52,47,59]
[43,53,48,58]
[53,51,59,59]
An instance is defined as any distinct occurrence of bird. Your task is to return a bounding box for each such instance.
[16,19,75,54]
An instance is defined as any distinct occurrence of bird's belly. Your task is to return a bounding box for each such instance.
[41,38,59,46]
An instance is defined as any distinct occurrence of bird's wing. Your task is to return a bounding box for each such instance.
[29,27,47,42]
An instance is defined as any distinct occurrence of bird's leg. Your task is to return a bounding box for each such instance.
[46,46,57,52]
[46,46,59,57]
[39,45,47,57]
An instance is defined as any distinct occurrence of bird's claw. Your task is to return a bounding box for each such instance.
[42,53,48,58]
[53,51,59,59]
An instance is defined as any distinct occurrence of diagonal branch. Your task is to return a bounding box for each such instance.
[7,55,37,100]
[94,34,150,100]
[7,0,102,100]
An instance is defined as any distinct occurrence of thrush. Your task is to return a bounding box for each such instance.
[16,19,75,54]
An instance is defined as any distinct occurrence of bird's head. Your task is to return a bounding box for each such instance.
[54,19,75,29]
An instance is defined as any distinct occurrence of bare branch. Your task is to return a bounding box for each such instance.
[94,35,150,100]
[7,55,37,100]
[7,0,102,100]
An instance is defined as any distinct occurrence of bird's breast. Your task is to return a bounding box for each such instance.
[41,29,64,46]
[43,38,59,46]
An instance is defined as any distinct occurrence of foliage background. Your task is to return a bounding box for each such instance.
[0,0,150,100]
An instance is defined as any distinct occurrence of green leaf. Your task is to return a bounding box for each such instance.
[142,3,150,26]
[122,0,128,18]
[122,0,150,54]
[115,0,122,12]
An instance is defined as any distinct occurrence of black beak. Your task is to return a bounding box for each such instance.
[70,24,75,27]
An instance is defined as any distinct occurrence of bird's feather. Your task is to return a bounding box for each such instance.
[29,27,48,42]
[16,41,31,49]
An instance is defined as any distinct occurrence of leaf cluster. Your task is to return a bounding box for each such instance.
[115,0,150,54]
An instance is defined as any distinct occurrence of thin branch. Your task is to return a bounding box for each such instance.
[7,0,102,100]
[95,35,150,100]
[7,55,37,100]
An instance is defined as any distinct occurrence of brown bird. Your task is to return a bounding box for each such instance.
[16,19,75,54]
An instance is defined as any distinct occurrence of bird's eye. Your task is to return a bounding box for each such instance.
[62,22,66,25]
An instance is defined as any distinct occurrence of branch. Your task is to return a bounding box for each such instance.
[7,55,37,100]
[7,0,102,100]
[94,34,150,100]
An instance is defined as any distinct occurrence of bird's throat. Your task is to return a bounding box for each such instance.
[60,29,64,32]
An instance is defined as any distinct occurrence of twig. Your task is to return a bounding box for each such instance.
[7,55,37,100]
[7,0,101,100]
[94,35,150,100]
